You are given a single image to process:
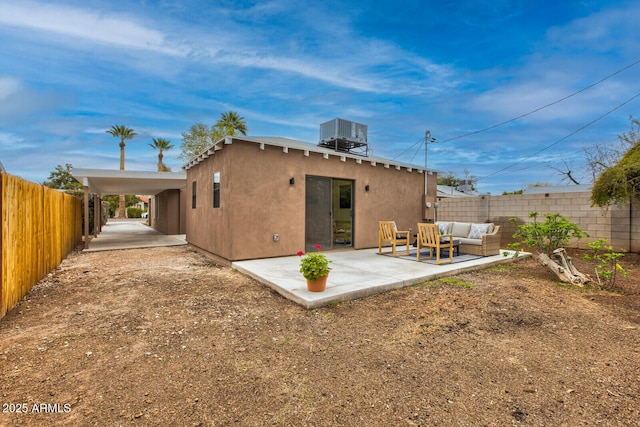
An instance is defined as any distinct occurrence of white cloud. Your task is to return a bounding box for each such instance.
[0,76,22,100]
[0,1,456,96]
[0,1,186,56]
[454,3,640,130]
[546,5,640,53]
[0,76,71,121]
[0,131,36,150]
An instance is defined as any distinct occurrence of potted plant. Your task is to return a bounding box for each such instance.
[297,245,332,292]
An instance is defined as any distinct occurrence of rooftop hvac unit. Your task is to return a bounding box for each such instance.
[318,118,369,156]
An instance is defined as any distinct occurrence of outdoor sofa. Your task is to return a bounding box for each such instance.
[435,221,502,256]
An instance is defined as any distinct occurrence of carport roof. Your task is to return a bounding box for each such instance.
[72,168,186,196]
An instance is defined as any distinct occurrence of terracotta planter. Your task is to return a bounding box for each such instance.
[306,274,328,292]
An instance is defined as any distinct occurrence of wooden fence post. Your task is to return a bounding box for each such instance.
[84,184,89,250]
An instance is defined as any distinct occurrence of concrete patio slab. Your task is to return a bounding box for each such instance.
[233,248,527,309]
[84,220,526,308]
[84,219,186,252]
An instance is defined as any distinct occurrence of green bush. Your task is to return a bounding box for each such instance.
[127,207,144,218]
[583,238,628,288]
[509,212,588,256]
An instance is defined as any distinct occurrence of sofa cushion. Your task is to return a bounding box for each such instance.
[468,223,492,239]
[451,222,472,238]
[436,221,451,235]
[458,237,482,246]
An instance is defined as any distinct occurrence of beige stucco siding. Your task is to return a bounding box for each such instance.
[186,139,430,262]
[152,189,184,235]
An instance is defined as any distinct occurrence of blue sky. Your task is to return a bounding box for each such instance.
[0,0,639,194]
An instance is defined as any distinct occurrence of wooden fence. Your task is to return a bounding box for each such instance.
[1,173,82,318]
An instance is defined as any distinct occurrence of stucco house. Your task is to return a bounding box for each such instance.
[184,125,438,265]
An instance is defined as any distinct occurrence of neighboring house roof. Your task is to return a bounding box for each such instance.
[437,185,476,198]
[184,135,429,174]
[522,184,592,194]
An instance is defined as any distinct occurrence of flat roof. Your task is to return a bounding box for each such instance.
[185,135,430,173]
[72,168,186,196]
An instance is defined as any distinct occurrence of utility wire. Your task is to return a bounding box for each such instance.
[391,137,424,160]
[478,91,640,182]
[391,60,640,168]
[408,139,425,164]
[441,59,640,144]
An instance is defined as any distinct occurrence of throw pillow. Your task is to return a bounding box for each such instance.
[451,222,471,237]
[468,223,491,239]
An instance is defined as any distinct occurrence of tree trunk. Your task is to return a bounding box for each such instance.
[118,194,126,219]
[119,141,125,170]
[537,248,590,286]
[118,140,126,218]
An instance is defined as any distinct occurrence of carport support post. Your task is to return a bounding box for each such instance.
[93,193,99,238]
[98,196,102,233]
[83,179,89,249]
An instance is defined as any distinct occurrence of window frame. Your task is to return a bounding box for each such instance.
[191,181,197,209]
[213,172,220,208]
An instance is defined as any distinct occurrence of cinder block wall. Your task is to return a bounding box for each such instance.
[633,200,640,252]
[437,192,637,252]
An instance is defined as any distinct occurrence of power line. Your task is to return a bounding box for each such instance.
[441,59,640,144]
[391,137,424,161]
[478,91,640,182]
[391,60,640,171]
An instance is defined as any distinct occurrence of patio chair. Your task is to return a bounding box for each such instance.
[333,220,351,245]
[416,223,453,264]
[378,221,410,256]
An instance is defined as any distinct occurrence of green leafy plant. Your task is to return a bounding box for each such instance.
[508,212,588,256]
[298,245,332,281]
[126,207,144,218]
[582,238,627,288]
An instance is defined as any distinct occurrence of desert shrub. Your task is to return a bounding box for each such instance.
[127,207,143,218]
[583,238,628,288]
[509,212,588,256]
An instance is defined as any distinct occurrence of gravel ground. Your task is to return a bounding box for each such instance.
[1,245,639,426]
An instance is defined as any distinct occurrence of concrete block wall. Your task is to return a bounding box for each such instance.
[628,199,640,252]
[437,192,637,252]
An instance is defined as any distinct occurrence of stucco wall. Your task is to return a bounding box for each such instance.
[186,139,431,262]
[437,192,637,251]
[151,189,184,235]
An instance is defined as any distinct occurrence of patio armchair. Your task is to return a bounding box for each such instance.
[333,220,352,245]
[416,223,453,264]
[378,221,410,256]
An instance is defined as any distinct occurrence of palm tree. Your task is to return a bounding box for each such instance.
[149,137,174,172]
[106,125,137,170]
[215,111,248,136]
[106,125,137,218]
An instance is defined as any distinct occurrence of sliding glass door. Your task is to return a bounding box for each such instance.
[305,176,353,252]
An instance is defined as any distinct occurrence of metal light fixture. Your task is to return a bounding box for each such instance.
[289,177,295,185]
[365,184,370,192]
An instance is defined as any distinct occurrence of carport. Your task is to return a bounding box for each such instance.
[72,168,187,249]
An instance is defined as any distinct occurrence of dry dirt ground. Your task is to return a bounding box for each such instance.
[1,245,639,427]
